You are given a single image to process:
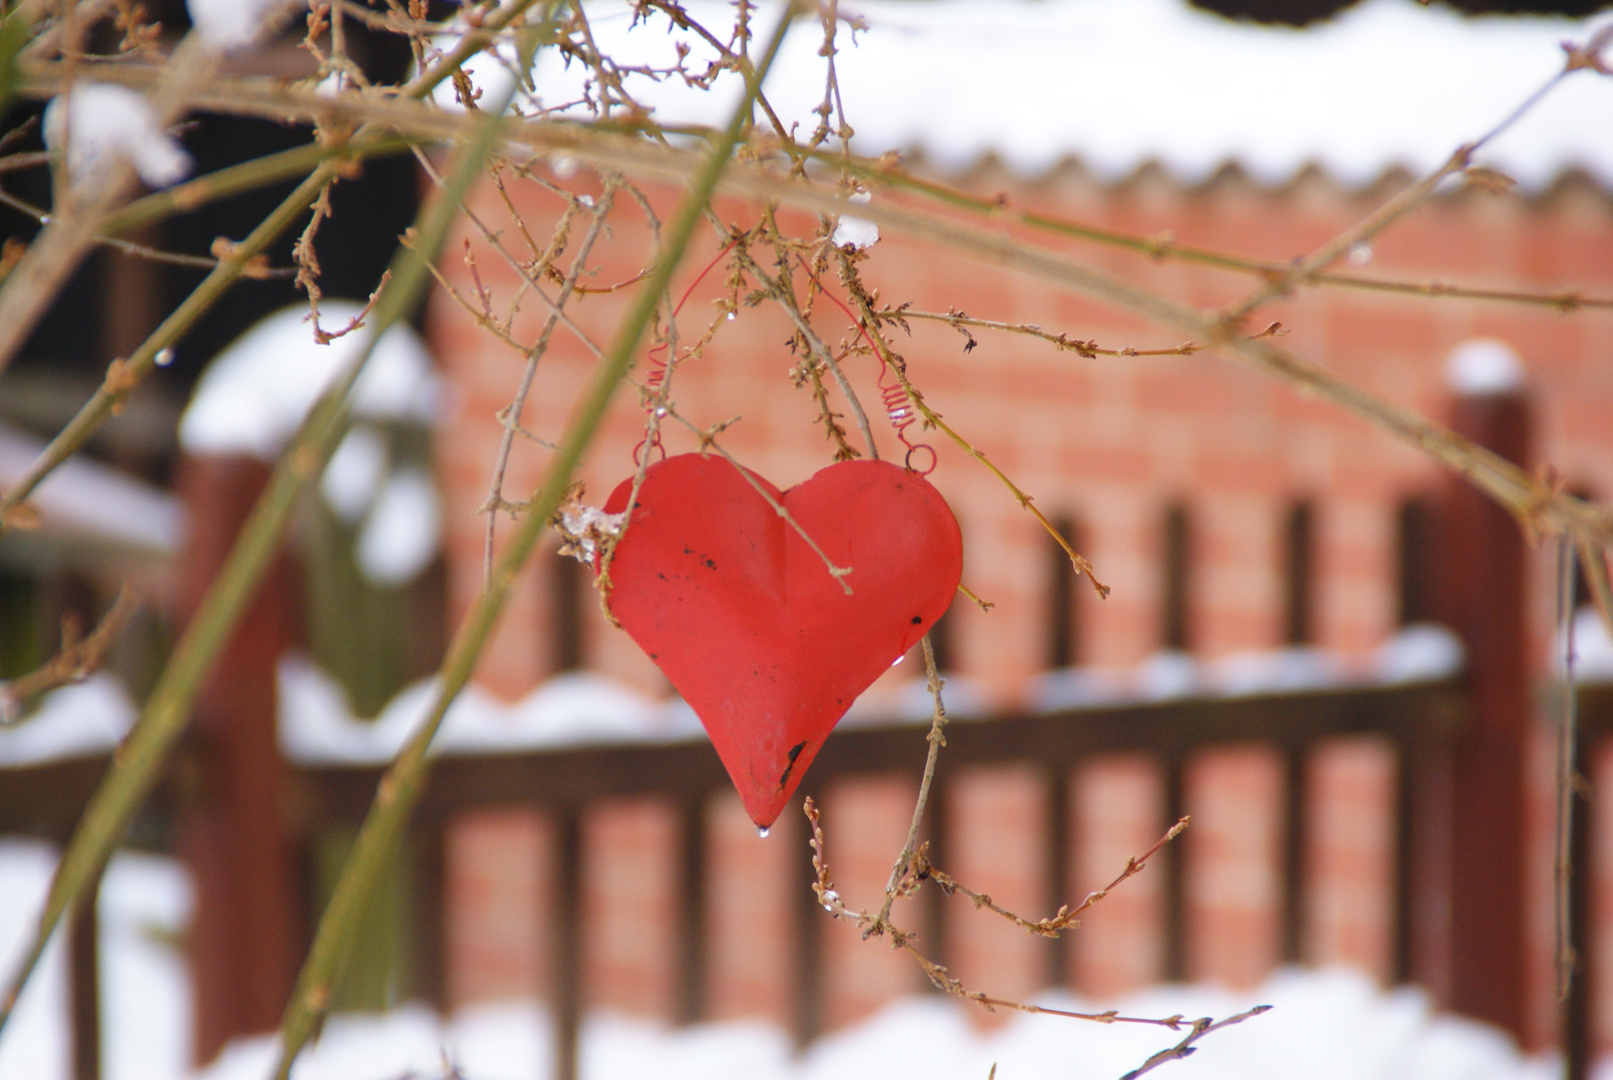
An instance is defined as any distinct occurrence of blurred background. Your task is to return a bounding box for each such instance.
[5,1,1613,1078]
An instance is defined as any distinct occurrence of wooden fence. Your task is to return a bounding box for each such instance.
[5,376,1593,1080]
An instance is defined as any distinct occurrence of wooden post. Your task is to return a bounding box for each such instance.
[1439,379,1531,1039]
[173,454,302,1065]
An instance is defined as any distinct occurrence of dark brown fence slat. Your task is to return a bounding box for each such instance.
[551,810,582,1080]
[1283,501,1314,647]
[1161,504,1192,652]
[790,784,824,1048]
[1161,754,1187,983]
[69,870,101,1080]
[1391,739,1416,986]
[673,796,707,1026]
[1044,766,1073,989]
[1279,746,1309,964]
[921,776,951,991]
[1566,684,1613,1080]
[1047,515,1081,669]
[413,816,448,1011]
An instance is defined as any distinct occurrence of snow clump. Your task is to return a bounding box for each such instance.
[43,84,191,190]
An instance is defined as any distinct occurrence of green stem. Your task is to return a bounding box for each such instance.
[103,135,416,238]
[268,10,795,1075]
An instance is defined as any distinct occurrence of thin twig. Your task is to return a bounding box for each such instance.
[474,171,618,587]
[917,816,1190,939]
[804,797,1253,1062]
[876,633,946,926]
[835,248,1111,598]
[0,586,140,726]
[659,404,855,593]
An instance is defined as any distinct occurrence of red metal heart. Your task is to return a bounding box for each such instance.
[601,453,963,827]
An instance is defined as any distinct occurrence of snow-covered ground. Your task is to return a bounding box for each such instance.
[0,842,1584,1080]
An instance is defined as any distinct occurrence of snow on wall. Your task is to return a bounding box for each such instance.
[178,302,439,461]
[448,0,1613,192]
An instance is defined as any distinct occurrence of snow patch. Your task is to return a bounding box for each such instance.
[276,657,701,764]
[355,467,442,585]
[180,303,438,460]
[832,190,880,250]
[0,422,180,556]
[1446,339,1526,397]
[184,968,1566,1080]
[320,426,389,524]
[1031,630,1464,713]
[1375,624,1467,684]
[1569,606,1613,682]
[0,843,191,1080]
[43,84,191,190]
[0,674,135,767]
[186,0,300,51]
[450,0,1613,193]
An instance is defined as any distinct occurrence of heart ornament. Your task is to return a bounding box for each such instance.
[600,453,963,828]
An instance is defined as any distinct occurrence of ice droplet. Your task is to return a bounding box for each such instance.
[891,653,905,668]
[155,347,175,367]
[755,825,770,839]
[1347,242,1372,267]
[726,311,736,321]
[822,888,840,911]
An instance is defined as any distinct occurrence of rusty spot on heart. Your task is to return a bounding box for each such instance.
[778,741,807,790]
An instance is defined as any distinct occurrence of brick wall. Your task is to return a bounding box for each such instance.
[427,161,1613,1048]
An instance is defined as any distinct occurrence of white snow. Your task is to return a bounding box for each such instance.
[1374,624,1467,685]
[1445,339,1527,397]
[1568,606,1613,682]
[179,303,439,460]
[438,0,1613,192]
[186,0,300,51]
[0,805,1586,1080]
[188,970,1562,1080]
[0,842,191,1080]
[0,674,135,767]
[1031,627,1465,712]
[831,191,879,251]
[275,657,699,764]
[43,84,191,191]
[319,427,388,525]
[0,422,181,557]
[354,467,442,585]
